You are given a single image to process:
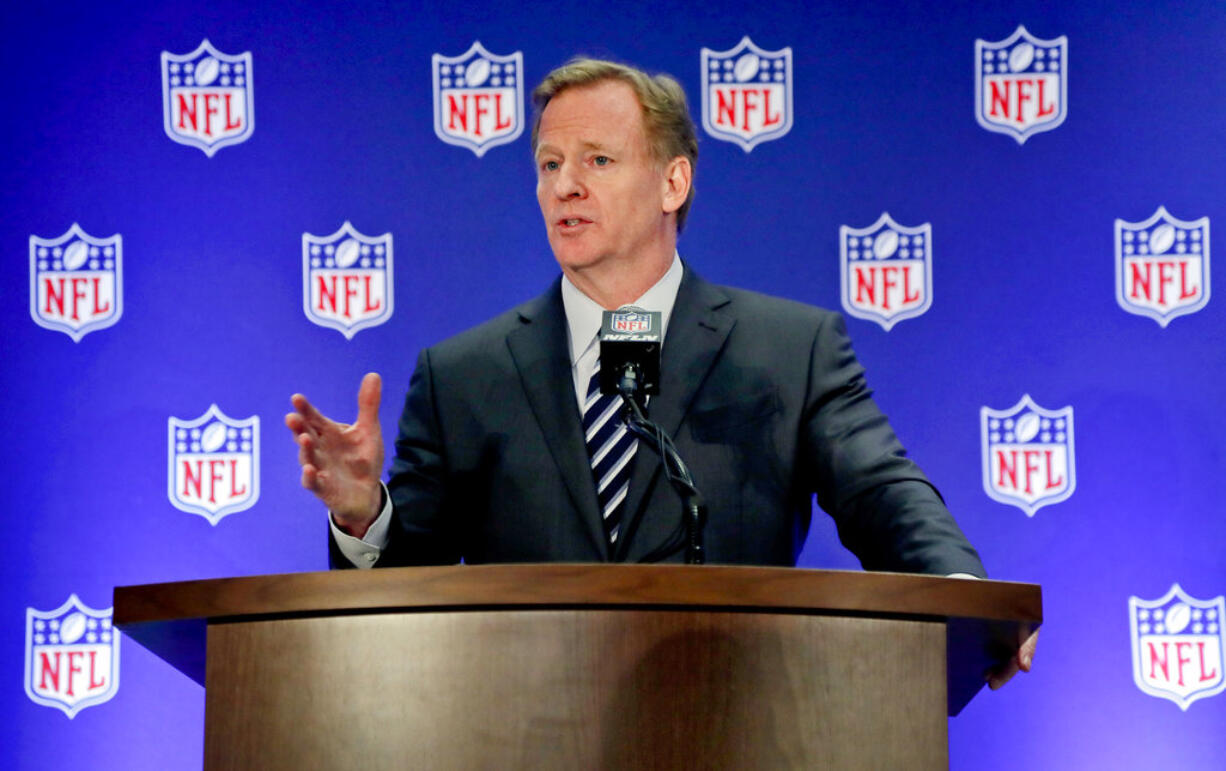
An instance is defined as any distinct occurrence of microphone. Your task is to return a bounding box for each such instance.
[598,306,661,402]
[598,306,706,565]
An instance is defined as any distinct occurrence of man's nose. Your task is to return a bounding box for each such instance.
[554,165,584,199]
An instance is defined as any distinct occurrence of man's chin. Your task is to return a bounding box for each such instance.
[550,245,605,273]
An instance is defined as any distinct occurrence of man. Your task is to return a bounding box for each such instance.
[286,58,1035,687]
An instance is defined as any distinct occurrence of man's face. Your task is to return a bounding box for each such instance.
[535,80,675,278]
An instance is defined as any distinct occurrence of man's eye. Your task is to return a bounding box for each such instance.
[593,155,610,166]
[542,160,559,171]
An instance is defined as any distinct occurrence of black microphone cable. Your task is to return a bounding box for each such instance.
[615,366,707,564]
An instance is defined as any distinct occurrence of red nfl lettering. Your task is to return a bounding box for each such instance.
[986,77,1057,124]
[315,274,384,320]
[714,87,783,132]
[176,93,194,129]
[1147,641,1219,687]
[180,458,248,504]
[994,449,1064,495]
[37,652,58,691]
[446,92,514,137]
[852,264,922,312]
[41,276,111,321]
[175,92,244,137]
[613,317,649,332]
[1127,259,1199,307]
[37,650,108,698]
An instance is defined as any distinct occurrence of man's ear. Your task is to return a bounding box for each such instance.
[661,156,692,215]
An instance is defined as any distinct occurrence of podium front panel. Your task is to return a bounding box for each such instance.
[204,608,947,770]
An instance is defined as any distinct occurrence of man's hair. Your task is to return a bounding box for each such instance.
[531,58,698,232]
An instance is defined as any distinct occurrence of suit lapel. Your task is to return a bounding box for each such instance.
[505,281,609,559]
[615,268,734,560]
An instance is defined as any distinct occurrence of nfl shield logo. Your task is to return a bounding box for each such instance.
[432,42,524,156]
[303,221,394,338]
[25,594,119,718]
[168,404,259,525]
[975,25,1067,144]
[612,311,651,333]
[162,39,254,156]
[980,394,1075,516]
[1115,207,1210,326]
[29,223,122,342]
[1129,584,1224,710]
[839,213,932,330]
[701,36,793,152]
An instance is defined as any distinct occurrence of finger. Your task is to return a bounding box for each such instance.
[1018,629,1039,672]
[297,433,315,468]
[298,432,336,475]
[285,412,308,435]
[291,393,333,431]
[301,465,318,491]
[987,659,1020,690]
[355,372,382,428]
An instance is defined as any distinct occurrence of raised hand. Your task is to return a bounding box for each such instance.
[285,372,385,538]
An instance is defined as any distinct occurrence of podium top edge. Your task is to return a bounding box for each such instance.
[113,564,1041,628]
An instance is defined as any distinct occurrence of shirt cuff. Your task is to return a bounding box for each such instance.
[945,573,980,579]
[329,483,393,569]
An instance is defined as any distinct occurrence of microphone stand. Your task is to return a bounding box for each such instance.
[615,365,706,565]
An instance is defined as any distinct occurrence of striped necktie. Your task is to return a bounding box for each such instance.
[582,362,638,545]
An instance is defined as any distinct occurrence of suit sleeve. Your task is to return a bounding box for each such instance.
[801,312,987,577]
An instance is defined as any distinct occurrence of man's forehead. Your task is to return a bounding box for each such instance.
[535,137,614,157]
[535,81,647,154]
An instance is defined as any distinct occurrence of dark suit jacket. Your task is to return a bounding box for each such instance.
[331,267,985,576]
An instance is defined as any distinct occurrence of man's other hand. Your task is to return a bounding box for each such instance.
[285,372,385,538]
[988,627,1039,690]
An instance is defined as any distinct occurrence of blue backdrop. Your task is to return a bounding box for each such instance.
[3,1,1224,768]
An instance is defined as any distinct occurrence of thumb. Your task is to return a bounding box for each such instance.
[356,372,383,427]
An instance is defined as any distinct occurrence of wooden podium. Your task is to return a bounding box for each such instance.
[114,565,1040,769]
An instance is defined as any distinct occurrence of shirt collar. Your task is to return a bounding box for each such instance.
[560,251,683,366]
